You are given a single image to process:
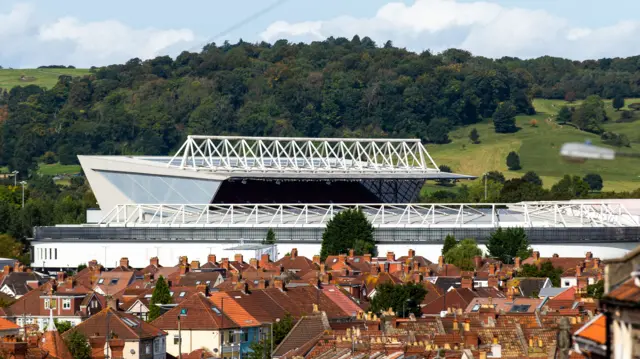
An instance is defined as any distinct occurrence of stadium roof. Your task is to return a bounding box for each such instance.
[94,201,638,229]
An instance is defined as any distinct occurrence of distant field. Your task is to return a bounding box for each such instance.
[37,163,82,176]
[0,68,91,89]
[425,98,640,193]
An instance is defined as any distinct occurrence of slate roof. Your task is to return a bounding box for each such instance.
[539,287,567,298]
[272,313,330,358]
[514,278,549,297]
[0,272,47,296]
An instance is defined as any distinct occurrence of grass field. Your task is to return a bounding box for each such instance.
[37,163,82,176]
[425,98,640,193]
[0,68,91,89]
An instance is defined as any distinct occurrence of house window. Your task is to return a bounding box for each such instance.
[55,249,57,260]
[25,318,33,324]
[564,281,570,287]
[154,340,159,353]
[145,344,151,355]
[63,299,71,310]
[49,249,52,260]
[243,330,249,342]
[44,298,50,310]
[173,335,180,345]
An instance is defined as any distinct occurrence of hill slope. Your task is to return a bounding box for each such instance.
[0,68,91,89]
[427,98,640,192]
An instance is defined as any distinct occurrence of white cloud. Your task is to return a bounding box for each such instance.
[0,3,196,68]
[260,0,640,60]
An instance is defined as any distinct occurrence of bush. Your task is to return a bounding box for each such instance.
[583,173,603,191]
[601,132,630,147]
[506,151,521,170]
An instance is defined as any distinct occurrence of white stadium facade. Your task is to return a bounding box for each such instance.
[30,136,640,269]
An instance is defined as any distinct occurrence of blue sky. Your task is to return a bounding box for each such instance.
[1,0,640,67]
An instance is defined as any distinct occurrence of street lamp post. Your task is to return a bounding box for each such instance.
[483,173,488,201]
[19,181,26,208]
[11,171,18,187]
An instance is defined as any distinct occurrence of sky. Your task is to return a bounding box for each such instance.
[2,0,640,68]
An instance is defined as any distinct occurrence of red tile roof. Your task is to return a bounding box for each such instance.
[606,277,640,303]
[321,285,361,317]
[151,292,236,330]
[574,314,605,345]
[65,307,165,340]
[42,327,72,359]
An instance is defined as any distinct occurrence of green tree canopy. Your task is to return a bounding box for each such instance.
[506,151,521,170]
[54,320,72,334]
[442,234,457,256]
[273,313,294,345]
[148,275,172,321]
[65,330,91,359]
[487,228,531,264]
[586,280,604,299]
[583,173,603,191]
[264,228,276,245]
[320,208,375,260]
[612,95,625,111]
[444,239,482,270]
[556,106,572,124]
[550,175,590,200]
[493,102,518,133]
[521,171,542,187]
[0,234,24,259]
[469,128,480,144]
[369,282,427,317]
[499,179,547,202]
[572,95,607,133]
[518,262,564,287]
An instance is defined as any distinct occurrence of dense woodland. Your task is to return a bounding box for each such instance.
[3,38,640,174]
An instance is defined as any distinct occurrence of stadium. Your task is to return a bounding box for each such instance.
[30,136,640,269]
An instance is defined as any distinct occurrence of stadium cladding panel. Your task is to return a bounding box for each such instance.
[31,136,640,269]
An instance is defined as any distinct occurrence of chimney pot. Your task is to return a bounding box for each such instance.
[190,260,200,269]
[533,251,540,260]
[312,255,320,265]
[207,254,217,264]
[474,256,482,269]
[221,258,230,270]
[150,257,159,267]
[386,252,395,262]
[348,249,354,257]
[290,248,298,258]
[234,254,243,263]
[489,263,495,276]
[249,258,258,269]
[453,320,458,330]
[180,256,188,266]
[119,257,129,268]
[408,249,415,258]
[515,257,521,269]
[3,265,11,276]
[438,256,444,267]
[594,258,600,269]
[586,252,593,260]
[576,265,582,276]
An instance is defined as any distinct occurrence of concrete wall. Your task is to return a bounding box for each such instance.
[31,240,639,269]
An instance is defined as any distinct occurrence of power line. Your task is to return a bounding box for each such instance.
[189,0,291,52]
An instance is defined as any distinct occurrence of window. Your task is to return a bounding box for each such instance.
[179,292,186,297]
[25,318,33,324]
[44,249,47,260]
[97,278,104,284]
[205,281,211,285]
[62,299,71,310]
[145,344,151,355]
[55,248,57,260]
[110,278,119,285]
[44,298,50,310]
[228,331,235,343]
[564,281,570,287]
[173,335,180,345]
[243,330,249,342]
[49,249,52,260]
[16,318,22,326]
[169,292,174,296]
[154,340,160,353]
[195,281,201,285]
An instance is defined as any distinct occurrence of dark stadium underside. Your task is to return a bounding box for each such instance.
[212,178,425,203]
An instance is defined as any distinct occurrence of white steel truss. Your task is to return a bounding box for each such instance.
[98,201,639,228]
[168,136,440,174]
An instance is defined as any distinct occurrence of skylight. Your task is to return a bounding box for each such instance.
[354,258,360,263]
[180,308,188,316]
[98,279,104,284]
[196,281,201,285]
[510,305,531,313]
[144,294,152,298]
[212,307,221,315]
[179,292,186,297]
[122,318,138,327]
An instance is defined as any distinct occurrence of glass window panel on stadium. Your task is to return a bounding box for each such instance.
[34,226,640,244]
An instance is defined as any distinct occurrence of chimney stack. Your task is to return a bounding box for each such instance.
[273,279,285,291]
[119,258,129,268]
[339,254,347,264]
[488,276,498,288]
[453,319,459,330]
[196,284,208,296]
[180,265,188,276]
[313,255,321,265]
[593,258,601,268]
[461,276,474,290]
[489,264,495,276]
[413,261,419,272]
[290,248,298,259]
[349,249,355,257]
[259,254,269,268]
[56,272,66,282]
[552,253,559,258]
[320,263,326,274]
[586,252,593,260]
[2,265,10,276]
[515,257,521,269]
[533,251,540,261]
[190,260,200,270]
[386,252,395,262]
[221,258,230,270]
[406,249,414,259]
[249,258,258,269]
[234,254,244,263]
[576,265,582,276]
[208,254,217,264]
[150,257,159,267]
[474,256,482,269]
[364,254,372,262]
[180,256,188,266]
[438,256,444,267]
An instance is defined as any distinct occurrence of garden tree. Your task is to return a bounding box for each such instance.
[518,262,564,287]
[65,331,91,359]
[54,320,72,334]
[436,164,453,186]
[0,234,23,259]
[369,282,427,317]
[583,173,604,191]
[629,103,640,111]
[506,151,521,170]
[467,178,503,203]
[273,313,294,345]
[76,264,87,272]
[586,280,604,299]
[264,228,276,245]
[444,239,482,271]
[601,131,631,147]
[493,101,518,133]
[320,208,375,260]
[550,175,590,200]
[556,106,572,124]
[613,95,625,111]
[248,340,271,359]
[469,128,480,144]
[499,179,547,202]
[147,276,172,321]
[442,234,457,256]
[564,91,576,103]
[426,118,450,144]
[485,171,506,184]
[487,228,531,264]
[572,95,607,133]
[521,171,543,187]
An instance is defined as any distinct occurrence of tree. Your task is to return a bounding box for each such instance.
[148,275,172,321]
[54,320,72,334]
[493,101,518,133]
[273,313,294,345]
[550,175,590,200]
[320,208,375,260]
[486,171,506,184]
[583,173,603,191]
[572,95,607,133]
[564,91,576,103]
[499,179,547,202]
[0,235,24,259]
[586,280,604,299]
[444,239,482,270]
[521,171,542,187]
[369,282,427,317]
[65,330,91,359]
[469,128,480,144]
[436,165,453,186]
[556,106,572,124]
[426,118,450,144]
[487,228,531,264]
[248,340,272,359]
[264,228,276,245]
[613,96,625,111]
[76,264,87,272]
[506,151,521,170]
[518,262,564,287]
[442,234,457,256]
